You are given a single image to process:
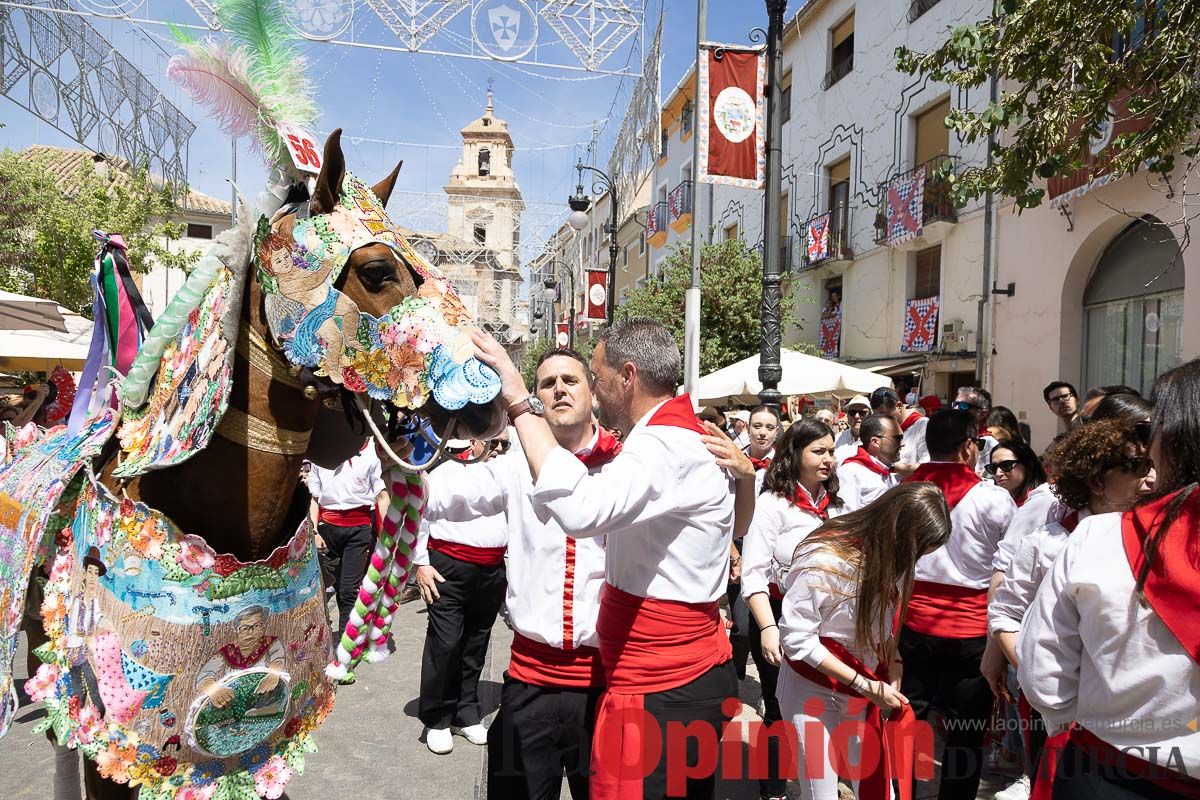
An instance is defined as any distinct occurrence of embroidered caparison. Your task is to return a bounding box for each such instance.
[255,173,501,412]
[32,481,334,798]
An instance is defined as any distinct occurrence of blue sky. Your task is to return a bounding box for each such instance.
[1,1,801,251]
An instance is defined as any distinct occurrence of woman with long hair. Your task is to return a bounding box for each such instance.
[1020,358,1199,799]
[987,438,1048,506]
[740,418,843,800]
[779,482,952,800]
[987,405,1024,443]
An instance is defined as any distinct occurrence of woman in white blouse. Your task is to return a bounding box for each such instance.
[741,418,843,800]
[778,482,951,800]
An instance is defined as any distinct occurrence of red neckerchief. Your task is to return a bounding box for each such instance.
[576,426,622,469]
[454,449,471,462]
[904,462,981,511]
[843,447,892,479]
[645,394,707,435]
[1122,489,1200,665]
[749,456,772,471]
[1061,509,1081,532]
[218,636,277,669]
[790,484,830,520]
[900,411,921,432]
[978,425,991,437]
[1015,488,1030,508]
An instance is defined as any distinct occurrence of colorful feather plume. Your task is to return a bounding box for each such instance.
[167,0,318,175]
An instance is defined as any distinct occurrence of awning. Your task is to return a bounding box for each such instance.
[0,306,92,371]
[845,356,927,376]
[0,290,69,333]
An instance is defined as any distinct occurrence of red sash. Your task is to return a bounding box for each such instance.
[768,582,784,601]
[843,447,892,479]
[1069,726,1200,798]
[508,632,603,689]
[787,637,918,800]
[903,581,989,638]
[318,506,373,526]
[591,584,731,799]
[428,538,506,566]
[645,394,707,434]
[1121,489,1200,665]
[903,462,980,510]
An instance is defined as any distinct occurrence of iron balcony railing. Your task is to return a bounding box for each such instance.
[647,200,669,238]
[873,154,958,244]
[780,235,795,273]
[801,205,854,268]
[822,54,853,90]
[668,180,693,222]
[907,0,944,23]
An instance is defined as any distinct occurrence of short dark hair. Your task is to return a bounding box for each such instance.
[1042,381,1077,404]
[534,347,591,385]
[1084,384,1140,403]
[860,413,897,447]
[926,409,976,460]
[869,387,899,411]
[597,317,680,394]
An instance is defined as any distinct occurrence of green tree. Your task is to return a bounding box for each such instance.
[0,149,197,314]
[617,237,812,377]
[896,0,1199,210]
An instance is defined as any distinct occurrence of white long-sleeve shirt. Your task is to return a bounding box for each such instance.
[528,398,735,603]
[307,447,384,509]
[741,487,840,598]
[421,433,607,650]
[837,451,898,512]
[1017,513,1200,773]
[413,458,508,566]
[988,509,1089,636]
[780,547,883,670]
[915,475,1015,589]
[992,483,1066,573]
[899,416,929,466]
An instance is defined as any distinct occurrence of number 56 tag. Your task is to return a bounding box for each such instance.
[276,122,323,174]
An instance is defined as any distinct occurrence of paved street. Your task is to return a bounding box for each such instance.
[1,596,1012,799]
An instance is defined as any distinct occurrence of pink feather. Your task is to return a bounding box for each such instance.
[167,40,262,141]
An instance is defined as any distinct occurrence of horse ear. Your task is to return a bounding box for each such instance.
[371,161,403,207]
[310,128,346,215]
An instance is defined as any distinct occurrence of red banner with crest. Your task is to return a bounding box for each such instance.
[697,44,765,189]
[585,270,608,323]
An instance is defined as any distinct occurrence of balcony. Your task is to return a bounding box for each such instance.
[668,180,693,233]
[647,200,669,248]
[780,236,795,273]
[801,206,855,269]
[822,55,853,90]
[873,155,958,247]
[907,0,943,23]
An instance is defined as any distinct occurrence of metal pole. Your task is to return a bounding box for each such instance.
[568,266,576,349]
[684,0,707,400]
[976,66,999,386]
[758,0,787,407]
[607,192,619,324]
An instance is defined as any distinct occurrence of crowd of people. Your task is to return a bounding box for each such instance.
[170,315,1200,800]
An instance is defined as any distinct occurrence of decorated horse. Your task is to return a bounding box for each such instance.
[0,2,504,798]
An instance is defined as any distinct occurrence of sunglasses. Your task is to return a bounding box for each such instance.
[846,408,869,417]
[1047,393,1074,404]
[1107,457,1153,478]
[491,440,511,454]
[951,400,983,412]
[985,459,1020,475]
[960,436,988,449]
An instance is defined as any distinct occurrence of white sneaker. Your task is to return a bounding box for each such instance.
[994,775,1031,800]
[425,727,453,754]
[451,723,488,746]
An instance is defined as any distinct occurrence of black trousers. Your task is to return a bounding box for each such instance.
[1052,741,1193,800]
[317,521,373,634]
[487,675,600,800]
[418,549,506,729]
[898,626,992,800]
[747,595,787,798]
[641,659,738,800]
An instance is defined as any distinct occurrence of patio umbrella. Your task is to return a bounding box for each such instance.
[0,306,91,371]
[0,290,68,333]
[695,348,893,406]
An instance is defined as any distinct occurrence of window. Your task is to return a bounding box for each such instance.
[912,245,941,299]
[622,246,629,269]
[824,13,854,89]
[639,230,646,253]
[827,157,851,251]
[660,129,669,157]
[724,223,739,241]
[186,223,213,239]
[914,98,951,168]
[781,71,793,124]
[1084,217,1184,394]
[682,100,694,136]
[478,147,491,176]
[512,229,520,253]
[473,224,487,245]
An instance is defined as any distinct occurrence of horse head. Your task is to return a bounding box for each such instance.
[253,129,506,463]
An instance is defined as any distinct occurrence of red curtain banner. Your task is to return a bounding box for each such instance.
[585,270,608,322]
[556,321,570,348]
[698,45,765,188]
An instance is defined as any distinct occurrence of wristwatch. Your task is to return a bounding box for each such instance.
[507,395,546,423]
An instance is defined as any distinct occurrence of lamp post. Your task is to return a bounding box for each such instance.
[567,159,619,324]
[758,0,788,407]
[542,260,576,349]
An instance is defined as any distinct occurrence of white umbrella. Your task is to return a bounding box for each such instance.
[0,290,68,333]
[0,306,91,371]
[695,348,893,406]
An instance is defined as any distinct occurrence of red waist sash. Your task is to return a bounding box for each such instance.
[508,632,603,690]
[786,637,918,800]
[428,538,506,566]
[1069,726,1200,799]
[318,506,372,526]
[592,584,731,799]
[903,580,988,638]
[769,582,785,601]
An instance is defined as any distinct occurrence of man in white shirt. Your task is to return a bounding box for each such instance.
[421,347,615,798]
[951,386,996,474]
[838,413,901,511]
[307,443,388,639]
[833,394,870,463]
[412,440,509,754]
[472,318,749,800]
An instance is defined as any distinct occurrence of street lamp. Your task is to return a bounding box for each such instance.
[758,0,789,407]
[541,261,576,348]
[566,159,619,324]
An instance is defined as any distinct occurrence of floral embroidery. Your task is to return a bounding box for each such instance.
[253,756,293,799]
[96,742,139,783]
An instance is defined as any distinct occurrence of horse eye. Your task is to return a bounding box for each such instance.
[358,260,396,288]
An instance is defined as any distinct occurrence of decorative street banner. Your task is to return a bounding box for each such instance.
[585,269,609,322]
[818,304,841,358]
[697,43,765,189]
[902,296,940,352]
[807,211,831,263]
[556,320,570,348]
[1048,90,1153,207]
[886,166,926,246]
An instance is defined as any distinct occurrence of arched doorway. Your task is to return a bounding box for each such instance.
[1083,216,1184,394]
